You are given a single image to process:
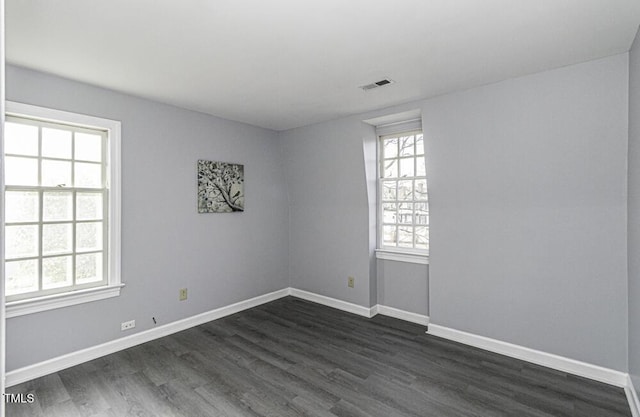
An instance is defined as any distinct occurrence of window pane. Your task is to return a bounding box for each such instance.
[415,134,424,155]
[415,226,429,250]
[398,180,413,201]
[42,159,72,187]
[5,225,39,259]
[75,162,102,188]
[43,192,73,221]
[399,135,415,157]
[382,203,397,224]
[398,203,413,224]
[383,159,397,178]
[398,226,414,248]
[4,113,114,301]
[43,223,73,256]
[43,256,73,289]
[76,253,103,284]
[379,130,427,253]
[383,225,397,247]
[5,122,38,156]
[42,127,72,159]
[383,137,398,158]
[399,158,414,177]
[415,202,429,225]
[6,191,39,223]
[382,181,396,200]
[77,222,103,252]
[75,132,102,162]
[5,156,38,186]
[77,193,103,220]
[416,155,426,176]
[415,179,428,201]
[6,260,39,296]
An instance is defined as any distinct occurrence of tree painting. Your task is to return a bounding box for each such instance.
[198,160,244,213]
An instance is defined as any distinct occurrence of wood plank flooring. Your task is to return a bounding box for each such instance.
[5,297,632,416]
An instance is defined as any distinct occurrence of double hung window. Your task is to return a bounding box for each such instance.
[3,102,121,315]
[378,128,429,261]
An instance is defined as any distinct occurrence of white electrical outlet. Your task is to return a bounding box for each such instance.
[121,320,135,331]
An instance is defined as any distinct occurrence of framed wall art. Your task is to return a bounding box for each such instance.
[197,160,245,213]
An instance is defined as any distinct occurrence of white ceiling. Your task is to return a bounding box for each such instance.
[6,0,640,131]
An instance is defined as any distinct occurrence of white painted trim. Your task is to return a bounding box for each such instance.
[4,101,123,312]
[107,113,122,295]
[363,109,422,129]
[376,304,429,326]
[6,284,124,318]
[7,282,633,411]
[6,101,121,131]
[375,249,429,265]
[289,288,375,318]
[5,288,290,387]
[375,118,422,137]
[369,304,379,316]
[627,374,640,417]
[427,323,628,387]
[288,290,430,326]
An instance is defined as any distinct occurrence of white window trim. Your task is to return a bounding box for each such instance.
[376,123,429,264]
[5,101,122,317]
[375,248,429,265]
[6,283,124,318]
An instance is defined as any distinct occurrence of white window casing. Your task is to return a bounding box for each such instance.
[4,101,122,317]
[376,119,429,264]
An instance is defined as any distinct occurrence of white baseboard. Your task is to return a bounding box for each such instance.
[288,289,430,326]
[289,288,375,318]
[375,304,429,326]
[427,323,628,388]
[5,288,290,387]
[287,289,429,326]
[7,287,425,387]
[627,374,640,417]
[7,284,637,417]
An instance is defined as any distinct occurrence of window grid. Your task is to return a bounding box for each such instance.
[379,130,429,252]
[4,115,109,302]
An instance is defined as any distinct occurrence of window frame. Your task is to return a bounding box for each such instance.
[4,101,122,317]
[376,127,429,265]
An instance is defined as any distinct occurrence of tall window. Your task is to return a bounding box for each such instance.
[379,130,428,253]
[4,102,121,314]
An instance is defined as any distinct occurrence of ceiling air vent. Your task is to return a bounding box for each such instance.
[360,78,395,91]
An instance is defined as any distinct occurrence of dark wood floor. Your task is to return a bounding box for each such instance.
[5,297,632,416]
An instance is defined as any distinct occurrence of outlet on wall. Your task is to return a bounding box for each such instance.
[348,276,355,288]
[121,320,135,331]
[179,288,188,301]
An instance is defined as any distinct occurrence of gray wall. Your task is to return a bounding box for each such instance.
[629,27,640,391]
[377,260,428,316]
[280,105,431,316]
[362,124,378,308]
[5,65,290,371]
[280,118,374,307]
[425,54,629,371]
[6,51,633,375]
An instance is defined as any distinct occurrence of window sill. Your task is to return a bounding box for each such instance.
[6,284,125,318]
[375,249,429,265]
